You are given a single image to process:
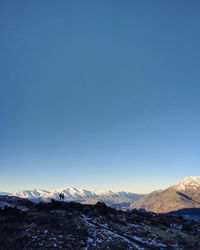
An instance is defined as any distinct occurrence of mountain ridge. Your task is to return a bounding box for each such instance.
[132,176,200,213]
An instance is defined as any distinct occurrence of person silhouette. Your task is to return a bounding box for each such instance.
[59,192,64,202]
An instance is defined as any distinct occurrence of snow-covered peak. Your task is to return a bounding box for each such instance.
[173,176,200,191]
[94,190,116,196]
[62,187,95,199]
[13,189,51,200]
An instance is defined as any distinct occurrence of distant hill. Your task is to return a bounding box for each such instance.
[132,176,200,213]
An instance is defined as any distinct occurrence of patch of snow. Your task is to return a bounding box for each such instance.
[173,176,200,191]
[170,224,183,230]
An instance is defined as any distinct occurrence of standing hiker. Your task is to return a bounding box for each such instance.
[59,192,64,202]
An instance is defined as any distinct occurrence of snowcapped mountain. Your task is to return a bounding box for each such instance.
[4,187,144,209]
[132,176,200,213]
[13,189,51,200]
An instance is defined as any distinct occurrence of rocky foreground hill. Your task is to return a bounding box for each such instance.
[0,199,200,250]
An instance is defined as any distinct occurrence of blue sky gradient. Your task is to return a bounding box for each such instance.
[0,1,200,193]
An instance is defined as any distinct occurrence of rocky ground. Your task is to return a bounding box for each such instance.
[0,200,200,250]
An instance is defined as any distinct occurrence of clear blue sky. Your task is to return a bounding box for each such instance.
[0,1,200,193]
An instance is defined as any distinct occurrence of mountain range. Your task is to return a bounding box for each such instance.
[0,188,144,209]
[1,176,200,212]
